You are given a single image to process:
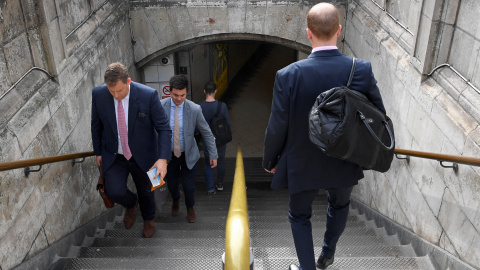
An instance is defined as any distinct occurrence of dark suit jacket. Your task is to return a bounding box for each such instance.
[263,49,386,194]
[91,81,172,173]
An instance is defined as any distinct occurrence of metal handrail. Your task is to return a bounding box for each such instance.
[224,146,251,269]
[0,151,94,176]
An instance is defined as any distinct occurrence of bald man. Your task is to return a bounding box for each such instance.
[262,3,386,270]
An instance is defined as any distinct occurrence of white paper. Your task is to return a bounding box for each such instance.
[147,168,162,187]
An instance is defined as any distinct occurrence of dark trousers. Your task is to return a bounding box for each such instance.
[204,143,226,192]
[104,155,155,221]
[165,152,198,208]
[289,186,354,270]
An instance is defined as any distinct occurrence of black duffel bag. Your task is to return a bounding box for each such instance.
[308,58,395,172]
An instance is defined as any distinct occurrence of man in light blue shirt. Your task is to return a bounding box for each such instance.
[160,75,218,223]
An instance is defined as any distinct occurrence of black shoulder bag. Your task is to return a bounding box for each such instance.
[308,58,395,172]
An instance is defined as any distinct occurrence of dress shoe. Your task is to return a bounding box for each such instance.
[316,255,334,269]
[123,202,138,229]
[187,207,196,223]
[143,220,155,238]
[172,191,182,216]
[289,264,301,270]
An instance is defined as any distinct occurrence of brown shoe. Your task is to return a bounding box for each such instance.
[143,220,155,238]
[124,202,138,229]
[187,207,196,223]
[171,191,182,216]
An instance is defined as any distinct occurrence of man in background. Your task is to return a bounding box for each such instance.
[199,82,231,194]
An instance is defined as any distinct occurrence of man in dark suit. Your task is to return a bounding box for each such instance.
[161,75,218,223]
[91,62,171,238]
[263,3,386,270]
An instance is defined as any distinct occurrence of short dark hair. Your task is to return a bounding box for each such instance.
[307,3,340,40]
[104,62,129,85]
[204,82,216,95]
[169,74,189,91]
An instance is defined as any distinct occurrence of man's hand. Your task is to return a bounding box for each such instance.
[96,156,102,168]
[150,159,168,180]
[210,159,217,168]
[265,166,276,174]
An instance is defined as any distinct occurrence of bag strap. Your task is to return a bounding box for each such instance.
[358,111,395,150]
[214,101,222,117]
[346,58,357,88]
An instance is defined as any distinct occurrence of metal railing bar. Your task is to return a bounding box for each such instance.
[394,148,480,167]
[369,0,414,36]
[224,145,251,269]
[0,67,56,101]
[64,0,110,40]
[426,63,480,95]
[0,151,94,172]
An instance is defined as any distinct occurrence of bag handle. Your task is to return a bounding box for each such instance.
[346,58,357,88]
[358,111,394,150]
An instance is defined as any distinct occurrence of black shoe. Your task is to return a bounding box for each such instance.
[206,190,216,195]
[316,255,334,269]
[289,264,300,270]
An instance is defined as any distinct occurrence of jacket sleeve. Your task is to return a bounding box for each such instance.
[91,88,103,156]
[263,71,289,170]
[151,91,172,160]
[197,107,218,160]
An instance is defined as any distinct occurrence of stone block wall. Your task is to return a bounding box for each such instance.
[346,0,480,268]
[0,0,137,269]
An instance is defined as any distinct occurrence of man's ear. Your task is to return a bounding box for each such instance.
[336,25,342,37]
[307,28,313,40]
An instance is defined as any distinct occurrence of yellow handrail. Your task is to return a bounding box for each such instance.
[224,146,250,270]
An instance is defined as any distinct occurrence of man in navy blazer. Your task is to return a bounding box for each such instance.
[91,63,171,238]
[263,3,386,270]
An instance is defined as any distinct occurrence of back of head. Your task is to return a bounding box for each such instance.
[204,82,217,95]
[307,3,340,40]
[169,74,189,91]
[104,62,129,85]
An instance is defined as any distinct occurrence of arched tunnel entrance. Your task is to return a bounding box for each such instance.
[140,42,299,157]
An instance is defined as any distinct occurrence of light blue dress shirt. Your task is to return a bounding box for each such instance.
[170,99,185,152]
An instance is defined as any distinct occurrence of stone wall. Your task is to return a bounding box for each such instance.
[0,0,137,269]
[346,0,480,268]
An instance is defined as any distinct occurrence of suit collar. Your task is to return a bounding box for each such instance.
[308,49,342,58]
[128,82,139,137]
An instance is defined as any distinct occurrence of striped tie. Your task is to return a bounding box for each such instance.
[118,101,132,160]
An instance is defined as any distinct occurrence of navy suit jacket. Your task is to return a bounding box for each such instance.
[263,49,386,194]
[91,81,172,173]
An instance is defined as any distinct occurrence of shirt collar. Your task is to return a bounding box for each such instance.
[170,98,184,108]
[312,46,338,53]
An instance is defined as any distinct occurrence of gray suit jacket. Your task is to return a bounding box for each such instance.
[161,98,218,169]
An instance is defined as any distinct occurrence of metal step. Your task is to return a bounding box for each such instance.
[52,256,435,270]
[253,256,435,270]
[47,166,437,270]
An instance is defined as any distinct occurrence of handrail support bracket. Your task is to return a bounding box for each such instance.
[24,165,42,177]
[71,157,86,166]
[440,161,458,173]
[395,154,410,163]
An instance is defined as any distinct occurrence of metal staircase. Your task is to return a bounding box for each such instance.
[48,157,435,270]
